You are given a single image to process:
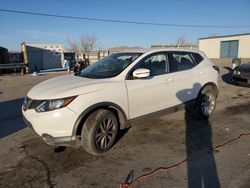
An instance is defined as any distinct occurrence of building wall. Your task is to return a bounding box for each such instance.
[23,44,64,72]
[199,34,250,58]
[238,36,250,58]
[26,46,43,71]
[151,45,198,50]
[0,47,9,64]
[199,38,220,58]
[99,50,109,59]
[33,44,64,69]
[77,50,110,64]
[88,52,99,64]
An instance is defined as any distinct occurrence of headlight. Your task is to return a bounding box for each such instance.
[233,70,241,76]
[35,96,76,112]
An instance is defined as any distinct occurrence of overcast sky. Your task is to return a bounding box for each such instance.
[0,0,250,51]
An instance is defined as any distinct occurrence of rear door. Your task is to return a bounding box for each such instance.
[169,51,203,104]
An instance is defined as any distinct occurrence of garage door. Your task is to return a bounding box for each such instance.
[220,40,239,58]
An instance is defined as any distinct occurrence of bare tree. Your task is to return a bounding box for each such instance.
[79,34,99,65]
[67,37,80,60]
[67,34,99,63]
[80,34,98,53]
[176,35,186,47]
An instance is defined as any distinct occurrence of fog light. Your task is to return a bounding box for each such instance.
[42,133,53,139]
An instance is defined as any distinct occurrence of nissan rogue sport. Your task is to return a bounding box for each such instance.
[22,49,219,155]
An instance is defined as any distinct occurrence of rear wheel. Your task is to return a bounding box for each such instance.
[196,85,217,119]
[81,109,118,155]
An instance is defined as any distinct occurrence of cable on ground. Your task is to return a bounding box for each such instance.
[119,133,250,188]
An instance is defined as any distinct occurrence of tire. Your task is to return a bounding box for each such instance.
[81,109,118,155]
[195,85,217,119]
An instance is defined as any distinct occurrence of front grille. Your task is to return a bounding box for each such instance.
[241,72,250,78]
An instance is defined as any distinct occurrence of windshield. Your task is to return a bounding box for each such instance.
[80,52,142,78]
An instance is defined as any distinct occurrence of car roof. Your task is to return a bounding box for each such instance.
[117,48,202,54]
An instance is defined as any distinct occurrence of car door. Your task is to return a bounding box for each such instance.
[169,51,202,105]
[125,52,179,119]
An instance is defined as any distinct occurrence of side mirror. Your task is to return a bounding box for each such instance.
[133,68,150,78]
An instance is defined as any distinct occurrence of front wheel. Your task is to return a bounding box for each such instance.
[81,109,118,155]
[196,85,217,119]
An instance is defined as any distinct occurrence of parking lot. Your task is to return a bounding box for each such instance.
[0,59,249,188]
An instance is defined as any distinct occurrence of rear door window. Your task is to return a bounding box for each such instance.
[170,52,198,72]
[191,52,203,64]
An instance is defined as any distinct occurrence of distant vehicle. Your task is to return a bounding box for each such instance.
[232,63,250,86]
[22,49,219,155]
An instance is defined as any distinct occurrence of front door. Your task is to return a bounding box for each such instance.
[125,52,177,119]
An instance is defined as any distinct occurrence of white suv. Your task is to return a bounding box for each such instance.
[22,49,219,155]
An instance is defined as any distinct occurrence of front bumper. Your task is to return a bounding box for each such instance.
[233,70,250,83]
[22,106,79,146]
[22,114,34,131]
[42,133,76,146]
[23,115,76,146]
[232,76,250,86]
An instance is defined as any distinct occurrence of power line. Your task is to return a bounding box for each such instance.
[53,0,249,15]
[0,8,250,28]
[49,0,221,17]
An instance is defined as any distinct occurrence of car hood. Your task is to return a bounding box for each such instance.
[27,75,108,99]
[237,63,250,72]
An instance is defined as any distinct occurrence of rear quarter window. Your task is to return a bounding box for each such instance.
[191,53,203,64]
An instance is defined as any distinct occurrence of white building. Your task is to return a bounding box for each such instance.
[199,33,250,58]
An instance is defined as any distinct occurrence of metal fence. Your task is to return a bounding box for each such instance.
[0,63,26,71]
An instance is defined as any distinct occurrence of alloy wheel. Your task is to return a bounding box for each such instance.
[201,94,216,116]
[95,117,117,150]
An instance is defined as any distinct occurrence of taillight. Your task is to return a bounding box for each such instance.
[212,66,220,73]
